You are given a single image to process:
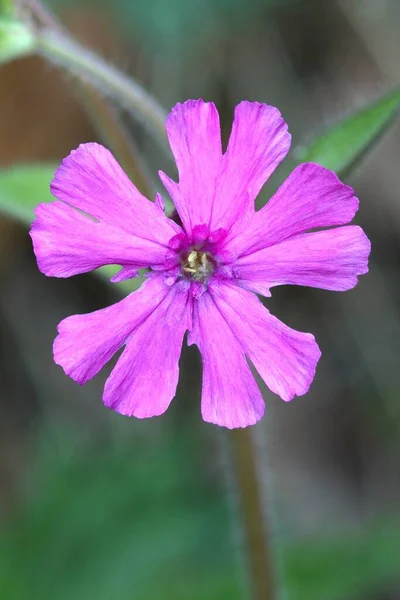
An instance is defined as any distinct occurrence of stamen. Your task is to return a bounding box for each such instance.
[187,251,198,263]
[181,249,216,282]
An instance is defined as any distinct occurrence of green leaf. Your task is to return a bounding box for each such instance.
[0,164,142,294]
[296,87,400,176]
[0,18,35,63]
[0,164,56,218]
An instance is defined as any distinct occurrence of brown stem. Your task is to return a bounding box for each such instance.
[230,427,276,600]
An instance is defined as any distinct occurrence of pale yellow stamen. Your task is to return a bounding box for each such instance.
[182,249,215,281]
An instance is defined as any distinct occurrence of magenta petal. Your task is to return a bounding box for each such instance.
[30,202,170,278]
[236,225,371,292]
[163,100,290,235]
[51,142,178,243]
[188,292,265,429]
[103,282,191,418]
[163,100,222,234]
[229,162,360,256]
[53,275,171,384]
[211,283,321,401]
[211,101,291,232]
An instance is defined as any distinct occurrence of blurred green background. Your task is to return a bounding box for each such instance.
[1,0,400,599]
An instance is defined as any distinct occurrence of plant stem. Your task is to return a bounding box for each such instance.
[34,28,168,152]
[230,427,276,600]
[78,91,156,198]
[24,0,157,197]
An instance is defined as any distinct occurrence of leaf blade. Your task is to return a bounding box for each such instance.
[296,87,400,176]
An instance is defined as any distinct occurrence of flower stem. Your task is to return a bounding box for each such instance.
[24,0,157,197]
[34,27,169,152]
[77,91,157,198]
[230,427,276,600]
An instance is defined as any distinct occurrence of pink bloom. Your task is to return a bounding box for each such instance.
[30,100,370,428]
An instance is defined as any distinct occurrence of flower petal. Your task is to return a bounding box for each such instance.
[54,275,171,384]
[188,291,265,429]
[103,281,191,418]
[211,283,321,402]
[236,225,371,292]
[211,101,291,232]
[51,142,178,243]
[161,100,290,236]
[30,201,170,277]
[162,100,222,234]
[228,162,360,256]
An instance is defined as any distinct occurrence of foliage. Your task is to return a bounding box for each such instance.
[1,422,399,600]
[296,87,400,176]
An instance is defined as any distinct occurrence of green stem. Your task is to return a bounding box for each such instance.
[34,28,168,152]
[23,0,157,197]
[230,428,276,600]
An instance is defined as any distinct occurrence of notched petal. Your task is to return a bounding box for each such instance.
[210,282,321,403]
[189,292,265,428]
[51,142,178,243]
[236,225,371,293]
[30,201,172,278]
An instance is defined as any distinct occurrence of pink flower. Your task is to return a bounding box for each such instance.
[30,100,370,428]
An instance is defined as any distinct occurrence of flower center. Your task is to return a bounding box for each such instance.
[181,249,216,282]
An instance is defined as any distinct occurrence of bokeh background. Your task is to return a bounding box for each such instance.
[1,0,400,598]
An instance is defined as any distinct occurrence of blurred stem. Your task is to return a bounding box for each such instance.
[24,0,157,197]
[77,92,156,198]
[34,27,168,153]
[230,428,276,600]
